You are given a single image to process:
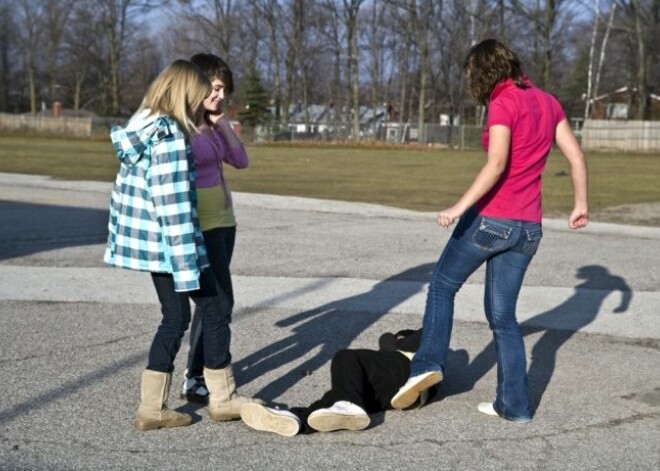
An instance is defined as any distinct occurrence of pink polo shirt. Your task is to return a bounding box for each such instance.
[476,78,566,223]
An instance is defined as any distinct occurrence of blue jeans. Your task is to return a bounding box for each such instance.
[148,263,232,373]
[410,209,542,421]
[185,226,236,377]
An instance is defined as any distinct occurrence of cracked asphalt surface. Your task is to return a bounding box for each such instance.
[0,173,658,471]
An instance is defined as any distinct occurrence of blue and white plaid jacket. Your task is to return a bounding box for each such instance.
[104,110,209,292]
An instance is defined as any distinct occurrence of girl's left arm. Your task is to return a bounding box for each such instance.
[555,118,588,229]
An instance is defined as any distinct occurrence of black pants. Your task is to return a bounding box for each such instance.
[148,268,229,373]
[185,226,236,377]
[292,349,411,434]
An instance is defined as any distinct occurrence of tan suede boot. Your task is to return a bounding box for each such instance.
[134,370,193,431]
[204,366,264,421]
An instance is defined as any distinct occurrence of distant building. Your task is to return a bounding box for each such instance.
[265,103,387,139]
[589,87,660,120]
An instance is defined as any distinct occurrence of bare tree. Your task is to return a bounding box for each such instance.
[0,0,16,111]
[584,0,601,119]
[415,0,433,143]
[173,0,238,59]
[613,0,658,119]
[2,0,656,126]
[509,0,558,89]
[343,0,365,138]
[435,2,481,128]
[364,1,387,121]
[318,0,346,133]
[632,0,648,118]
[624,0,650,118]
[61,5,98,111]
[95,0,158,115]
[15,0,46,115]
[42,0,76,103]
[388,0,416,135]
[509,0,584,90]
[281,0,305,127]
[585,1,617,118]
[593,3,617,100]
[203,0,235,58]
[651,0,660,95]
[249,0,284,126]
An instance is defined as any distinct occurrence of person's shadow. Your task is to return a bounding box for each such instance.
[438,265,632,415]
[0,200,108,260]
[233,263,435,401]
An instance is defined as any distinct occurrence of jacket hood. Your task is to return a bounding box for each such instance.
[110,109,173,166]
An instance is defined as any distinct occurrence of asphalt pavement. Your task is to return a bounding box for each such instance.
[0,172,658,471]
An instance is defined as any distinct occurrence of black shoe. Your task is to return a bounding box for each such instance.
[180,375,209,404]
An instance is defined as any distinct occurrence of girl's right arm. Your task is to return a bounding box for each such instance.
[214,116,248,168]
[149,128,202,291]
[437,124,510,228]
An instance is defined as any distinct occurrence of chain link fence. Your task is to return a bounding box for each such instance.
[257,122,484,150]
[2,113,659,152]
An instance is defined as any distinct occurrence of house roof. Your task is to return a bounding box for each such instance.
[591,86,660,103]
[33,108,97,118]
[277,103,386,125]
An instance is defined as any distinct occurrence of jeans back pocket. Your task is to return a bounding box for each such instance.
[472,218,512,251]
[521,227,543,256]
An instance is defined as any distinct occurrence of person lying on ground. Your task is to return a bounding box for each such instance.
[239,328,426,436]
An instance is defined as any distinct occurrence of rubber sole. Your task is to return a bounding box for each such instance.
[390,371,443,410]
[307,410,370,432]
[240,403,300,437]
[134,413,192,431]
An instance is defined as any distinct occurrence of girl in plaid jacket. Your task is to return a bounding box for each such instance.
[105,59,238,431]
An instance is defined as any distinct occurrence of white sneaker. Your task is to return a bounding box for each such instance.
[477,402,499,417]
[240,403,301,437]
[391,371,443,410]
[180,375,209,404]
[307,401,370,432]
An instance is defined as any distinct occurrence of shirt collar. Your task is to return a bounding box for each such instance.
[490,76,532,101]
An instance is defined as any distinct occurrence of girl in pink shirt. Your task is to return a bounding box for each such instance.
[391,39,588,422]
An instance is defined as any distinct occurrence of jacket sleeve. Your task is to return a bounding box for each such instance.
[148,126,202,292]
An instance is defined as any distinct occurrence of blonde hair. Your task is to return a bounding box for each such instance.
[140,59,211,136]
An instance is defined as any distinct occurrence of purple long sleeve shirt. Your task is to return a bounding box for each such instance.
[191,126,248,191]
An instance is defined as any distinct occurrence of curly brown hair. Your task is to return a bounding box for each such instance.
[463,39,528,105]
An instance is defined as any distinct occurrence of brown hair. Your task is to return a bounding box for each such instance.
[190,53,234,95]
[140,59,211,136]
[463,39,528,105]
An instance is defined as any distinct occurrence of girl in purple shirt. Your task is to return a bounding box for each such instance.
[181,53,262,421]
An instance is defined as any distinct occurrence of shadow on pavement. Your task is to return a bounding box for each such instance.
[437,264,632,415]
[0,352,145,426]
[0,201,108,261]
[233,263,435,401]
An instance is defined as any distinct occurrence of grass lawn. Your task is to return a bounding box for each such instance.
[1,134,659,216]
